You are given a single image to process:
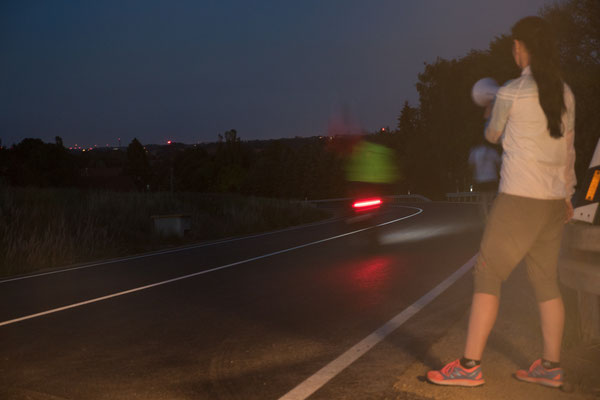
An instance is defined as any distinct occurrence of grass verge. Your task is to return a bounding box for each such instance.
[0,187,331,277]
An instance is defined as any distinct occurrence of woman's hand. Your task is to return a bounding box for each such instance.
[565,199,574,223]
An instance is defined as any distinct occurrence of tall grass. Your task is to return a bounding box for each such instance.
[0,187,330,277]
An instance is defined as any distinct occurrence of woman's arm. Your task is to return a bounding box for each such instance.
[484,88,513,144]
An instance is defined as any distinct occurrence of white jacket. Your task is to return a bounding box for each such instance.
[485,66,576,200]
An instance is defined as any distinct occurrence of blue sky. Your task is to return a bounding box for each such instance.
[1,0,551,147]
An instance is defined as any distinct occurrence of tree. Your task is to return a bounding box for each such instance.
[174,147,213,192]
[126,138,150,190]
[245,140,293,197]
[7,138,78,187]
[397,101,419,136]
[213,129,251,193]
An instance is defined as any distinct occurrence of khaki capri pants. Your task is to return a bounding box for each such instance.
[473,193,566,302]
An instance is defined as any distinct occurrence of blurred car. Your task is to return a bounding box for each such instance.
[346,196,383,248]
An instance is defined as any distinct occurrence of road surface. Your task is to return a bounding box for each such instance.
[0,202,483,400]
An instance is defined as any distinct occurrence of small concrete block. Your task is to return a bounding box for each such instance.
[151,214,191,237]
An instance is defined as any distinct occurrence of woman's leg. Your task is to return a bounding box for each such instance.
[514,295,565,387]
[539,296,564,362]
[524,199,566,362]
[464,292,500,360]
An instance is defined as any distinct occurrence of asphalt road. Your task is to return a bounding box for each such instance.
[0,202,484,400]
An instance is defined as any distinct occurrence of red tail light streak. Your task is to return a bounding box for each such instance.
[352,198,382,211]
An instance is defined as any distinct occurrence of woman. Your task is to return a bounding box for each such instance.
[427,16,576,388]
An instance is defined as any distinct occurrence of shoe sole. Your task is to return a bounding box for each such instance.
[515,374,562,388]
[427,377,485,387]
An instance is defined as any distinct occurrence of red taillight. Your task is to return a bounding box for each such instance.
[352,198,382,210]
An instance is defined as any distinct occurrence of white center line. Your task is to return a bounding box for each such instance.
[0,208,423,328]
[279,253,478,400]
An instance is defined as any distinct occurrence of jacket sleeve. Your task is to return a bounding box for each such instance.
[564,85,577,199]
[484,86,514,144]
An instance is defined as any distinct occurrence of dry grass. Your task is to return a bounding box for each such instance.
[0,187,330,277]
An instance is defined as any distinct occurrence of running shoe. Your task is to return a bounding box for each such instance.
[427,359,485,387]
[515,359,564,388]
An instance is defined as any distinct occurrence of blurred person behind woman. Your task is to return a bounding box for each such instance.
[468,139,501,219]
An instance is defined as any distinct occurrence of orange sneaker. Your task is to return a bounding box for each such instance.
[515,359,563,388]
[427,359,485,387]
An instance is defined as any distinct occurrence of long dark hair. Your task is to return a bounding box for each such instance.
[511,16,565,139]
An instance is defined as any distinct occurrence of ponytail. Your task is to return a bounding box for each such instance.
[512,16,565,138]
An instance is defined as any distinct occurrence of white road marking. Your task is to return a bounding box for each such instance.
[0,215,345,284]
[279,253,478,400]
[0,208,423,327]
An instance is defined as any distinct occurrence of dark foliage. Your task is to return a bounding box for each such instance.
[2,137,79,187]
[126,138,151,190]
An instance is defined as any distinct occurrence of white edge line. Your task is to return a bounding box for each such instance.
[279,253,478,400]
[0,214,347,284]
[0,208,423,328]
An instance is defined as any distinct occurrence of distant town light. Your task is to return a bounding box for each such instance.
[167,140,172,145]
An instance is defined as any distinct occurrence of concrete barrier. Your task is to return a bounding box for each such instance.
[559,222,600,342]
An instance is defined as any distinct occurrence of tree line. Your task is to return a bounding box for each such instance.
[1,0,597,200]
[0,132,353,199]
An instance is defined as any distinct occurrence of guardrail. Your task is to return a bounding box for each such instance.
[445,192,482,202]
[559,222,600,341]
[387,194,432,203]
[308,193,486,204]
[308,194,432,205]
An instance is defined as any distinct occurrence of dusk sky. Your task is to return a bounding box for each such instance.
[1,0,552,148]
